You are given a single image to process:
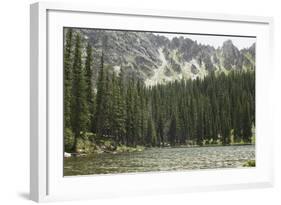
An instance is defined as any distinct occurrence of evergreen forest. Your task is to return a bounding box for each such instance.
[63,29,255,153]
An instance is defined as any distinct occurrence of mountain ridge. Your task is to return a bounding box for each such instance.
[72,29,255,86]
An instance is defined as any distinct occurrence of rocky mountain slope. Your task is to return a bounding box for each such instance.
[75,29,255,86]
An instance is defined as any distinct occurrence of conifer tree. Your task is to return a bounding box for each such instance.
[63,29,73,128]
[146,116,157,146]
[111,72,126,144]
[157,113,164,146]
[118,68,127,144]
[94,54,112,137]
[71,33,89,152]
[168,113,178,146]
[196,98,204,146]
[103,68,113,136]
[63,28,74,151]
[242,100,252,143]
[132,80,142,145]
[93,52,105,136]
[125,79,135,145]
[84,42,95,131]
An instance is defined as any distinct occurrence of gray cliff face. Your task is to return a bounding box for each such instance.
[75,29,255,86]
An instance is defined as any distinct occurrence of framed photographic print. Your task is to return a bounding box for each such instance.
[30,2,274,202]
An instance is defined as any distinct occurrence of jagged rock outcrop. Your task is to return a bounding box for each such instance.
[72,29,255,86]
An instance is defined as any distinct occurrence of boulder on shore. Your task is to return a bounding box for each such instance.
[64,152,71,158]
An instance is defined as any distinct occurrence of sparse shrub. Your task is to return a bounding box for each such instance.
[64,128,75,152]
[76,137,96,154]
[243,160,255,167]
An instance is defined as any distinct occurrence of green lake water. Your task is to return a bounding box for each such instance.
[64,145,255,176]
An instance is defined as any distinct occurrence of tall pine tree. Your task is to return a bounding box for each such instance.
[63,28,74,152]
[84,42,95,132]
[71,33,89,152]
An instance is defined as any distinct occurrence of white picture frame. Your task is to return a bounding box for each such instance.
[30,1,274,202]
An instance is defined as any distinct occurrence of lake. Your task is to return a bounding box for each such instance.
[64,145,255,176]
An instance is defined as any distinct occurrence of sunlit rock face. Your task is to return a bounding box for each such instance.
[74,29,255,86]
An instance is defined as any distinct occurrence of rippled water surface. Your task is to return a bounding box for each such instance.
[64,145,255,176]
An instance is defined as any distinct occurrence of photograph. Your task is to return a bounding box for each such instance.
[63,27,256,176]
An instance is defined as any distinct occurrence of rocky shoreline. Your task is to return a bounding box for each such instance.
[64,143,145,158]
